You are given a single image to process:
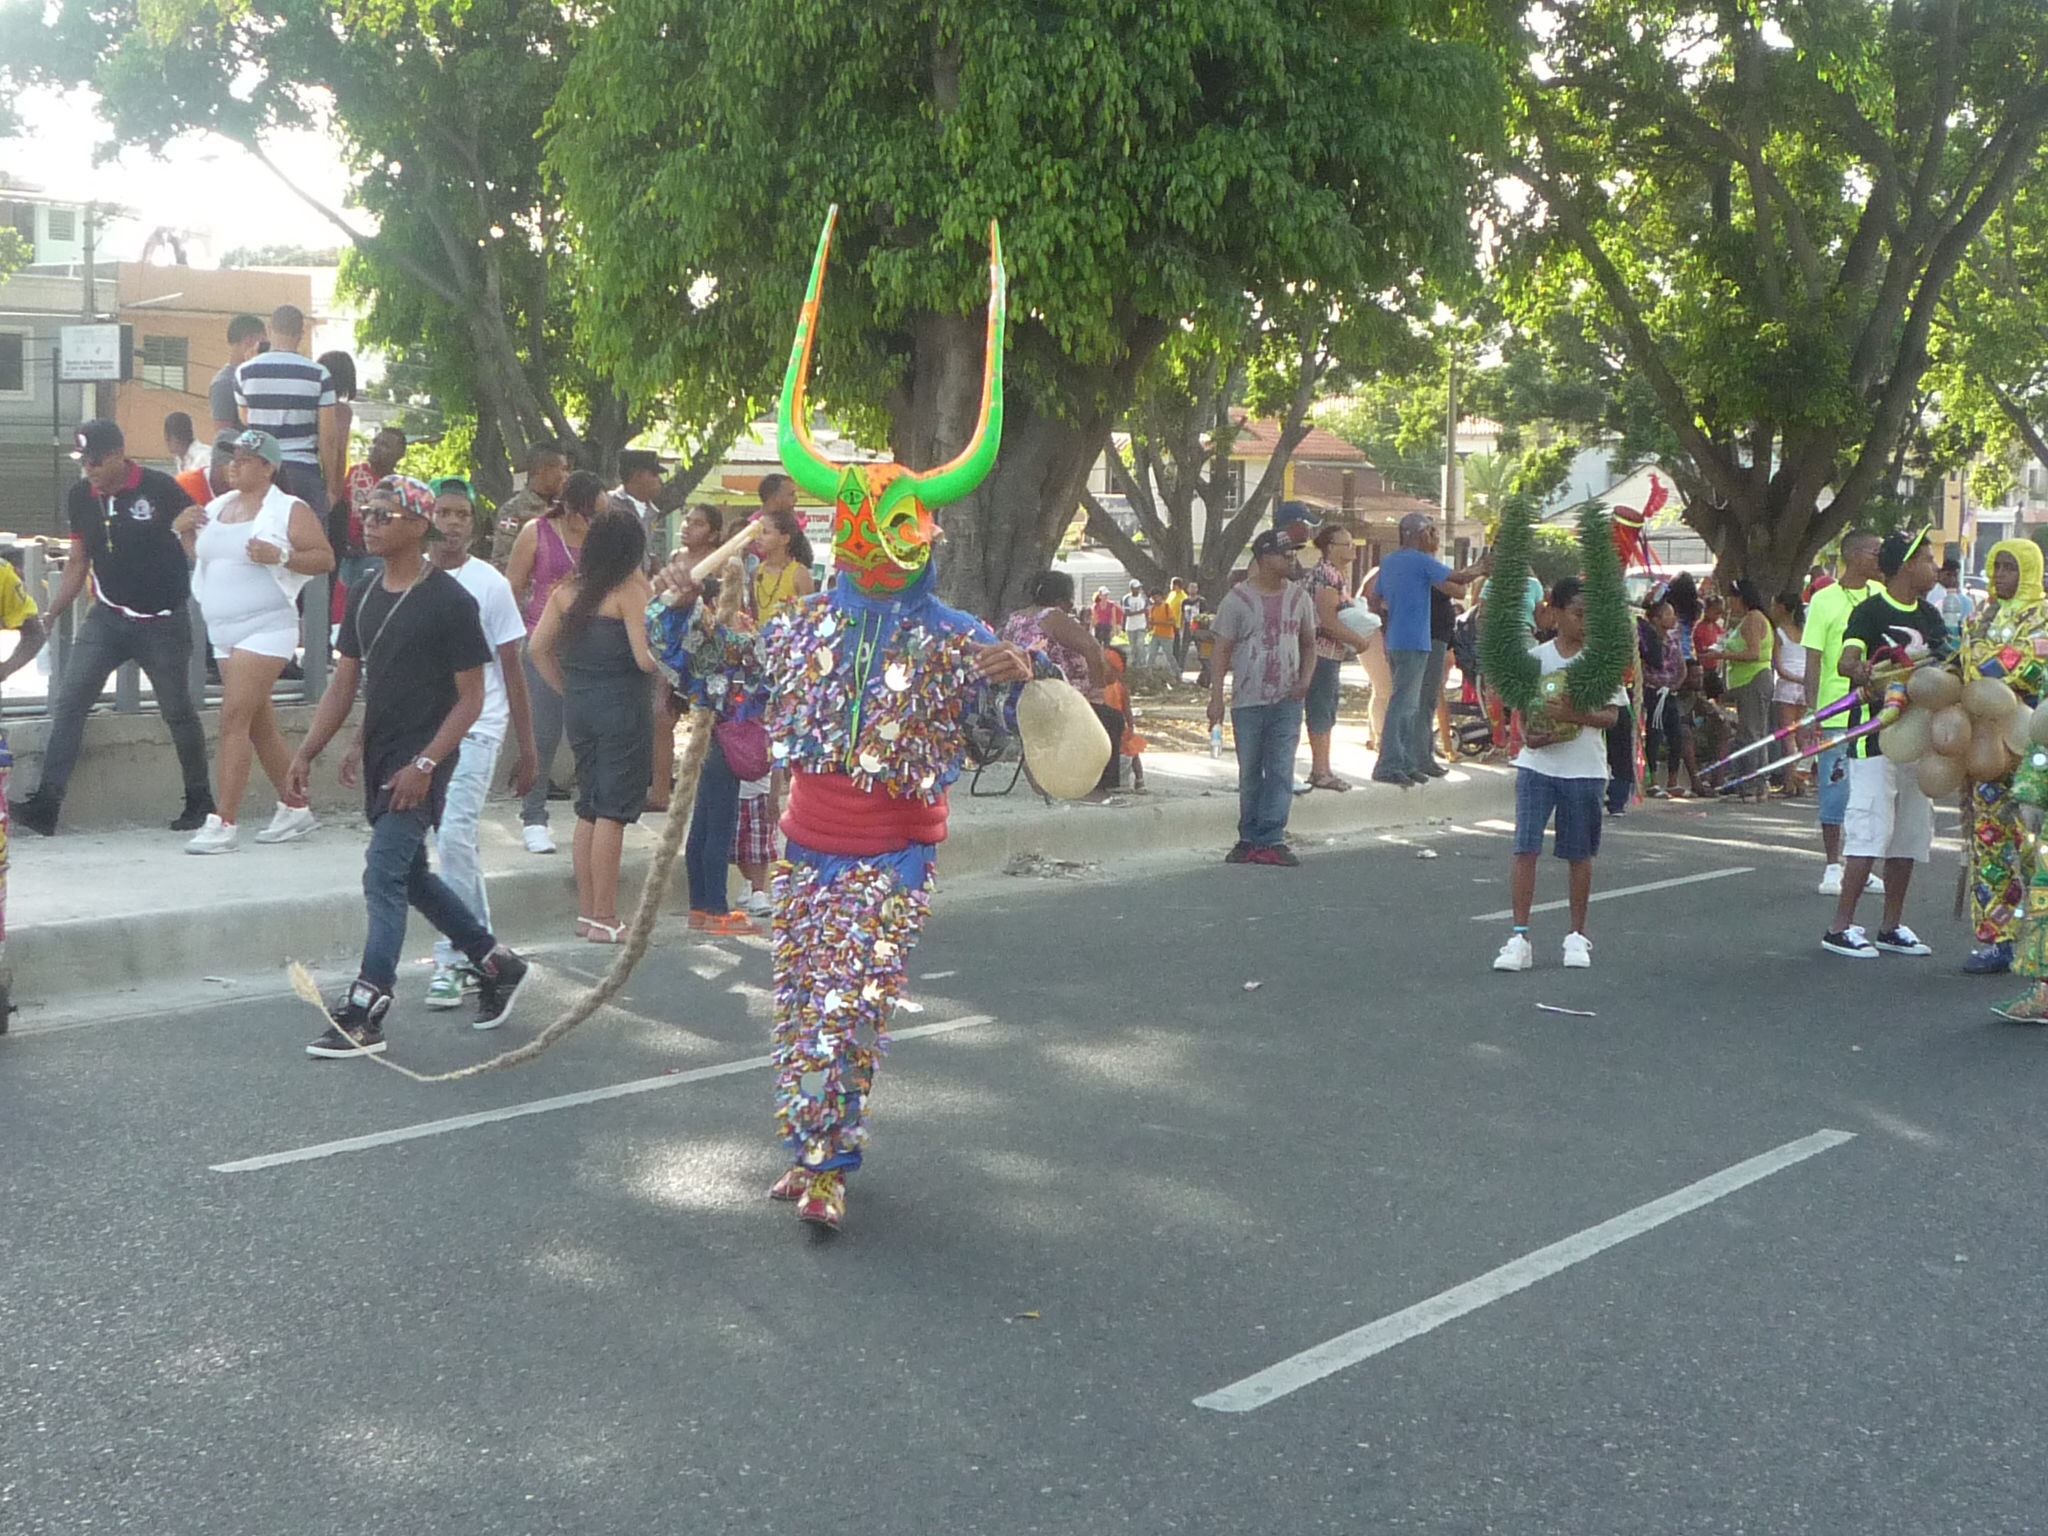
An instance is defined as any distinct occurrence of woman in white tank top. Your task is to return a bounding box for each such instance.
[173,430,335,853]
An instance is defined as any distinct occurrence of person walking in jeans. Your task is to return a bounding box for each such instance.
[288,476,530,1056]
[414,481,539,1009]
[11,420,214,836]
[1209,528,1316,866]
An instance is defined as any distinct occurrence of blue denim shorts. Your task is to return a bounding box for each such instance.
[1305,655,1343,735]
[1513,768,1604,861]
[1815,736,1851,827]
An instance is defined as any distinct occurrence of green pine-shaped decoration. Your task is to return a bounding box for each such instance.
[1478,494,1631,715]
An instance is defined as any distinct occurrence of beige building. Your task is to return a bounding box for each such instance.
[113,263,314,468]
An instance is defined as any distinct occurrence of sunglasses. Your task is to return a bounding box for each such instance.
[362,504,425,526]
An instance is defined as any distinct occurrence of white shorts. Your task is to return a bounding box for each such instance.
[210,621,300,661]
[1842,755,1934,863]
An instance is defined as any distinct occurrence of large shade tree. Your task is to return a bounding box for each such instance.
[551,0,1496,617]
[1495,0,2048,590]
[0,0,744,500]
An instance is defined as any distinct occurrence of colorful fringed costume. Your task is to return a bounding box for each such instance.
[1996,745,2048,1019]
[656,205,1039,1230]
[1958,540,2048,950]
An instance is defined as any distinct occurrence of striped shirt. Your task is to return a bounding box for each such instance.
[233,350,335,464]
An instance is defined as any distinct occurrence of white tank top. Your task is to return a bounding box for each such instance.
[194,486,302,633]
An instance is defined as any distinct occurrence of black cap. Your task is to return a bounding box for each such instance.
[73,419,123,462]
[1250,528,1299,559]
[1878,528,1927,578]
[617,449,661,480]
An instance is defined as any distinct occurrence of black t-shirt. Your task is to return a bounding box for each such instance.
[68,464,193,616]
[1842,589,1949,758]
[338,567,492,819]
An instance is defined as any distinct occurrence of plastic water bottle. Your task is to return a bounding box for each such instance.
[1210,723,1224,759]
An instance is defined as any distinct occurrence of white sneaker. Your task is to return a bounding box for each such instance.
[1562,932,1593,969]
[746,888,773,916]
[523,824,557,855]
[253,802,318,843]
[1493,933,1534,972]
[1868,873,1885,895]
[184,813,239,855]
[1817,863,1843,896]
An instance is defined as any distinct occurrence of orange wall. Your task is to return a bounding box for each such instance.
[112,265,313,464]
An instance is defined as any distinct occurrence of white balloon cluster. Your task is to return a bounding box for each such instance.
[1880,666,2037,798]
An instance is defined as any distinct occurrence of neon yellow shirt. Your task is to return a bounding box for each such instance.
[1803,579,1874,713]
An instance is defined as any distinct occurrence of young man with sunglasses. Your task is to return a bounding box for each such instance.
[288,476,531,1056]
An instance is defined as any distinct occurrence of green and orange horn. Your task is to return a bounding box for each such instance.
[776,204,849,504]
[909,219,1007,508]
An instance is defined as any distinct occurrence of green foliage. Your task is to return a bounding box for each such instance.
[220,244,342,269]
[1494,0,2048,590]
[0,0,646,495]
[1527,525,1584,590]
[1479,492,1541,709]
[0,227,22,284]
[1479,496,1628,713]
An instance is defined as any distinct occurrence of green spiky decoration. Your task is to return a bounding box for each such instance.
[1479,495,1632,720]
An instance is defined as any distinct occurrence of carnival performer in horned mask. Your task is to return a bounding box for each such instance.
[650,208,1043,1231]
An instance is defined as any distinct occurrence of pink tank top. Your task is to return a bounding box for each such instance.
[522,516,580,631]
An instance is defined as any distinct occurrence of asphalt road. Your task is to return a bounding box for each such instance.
[6,797,2048,1534]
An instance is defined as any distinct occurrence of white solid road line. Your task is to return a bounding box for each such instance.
[211,1013,996,1173]
[1468,865,1753,922]
[1194,1127,1855,1414]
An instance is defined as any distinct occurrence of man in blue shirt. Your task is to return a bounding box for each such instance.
[1371,513,1486,784]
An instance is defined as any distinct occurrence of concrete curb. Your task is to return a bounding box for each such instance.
[11,766,1513,1004]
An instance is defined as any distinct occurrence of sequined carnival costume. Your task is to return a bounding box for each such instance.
[660,205,1034,1231]
[1958,540,2048,967]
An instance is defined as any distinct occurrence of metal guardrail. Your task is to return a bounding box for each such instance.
[9,541,331,716]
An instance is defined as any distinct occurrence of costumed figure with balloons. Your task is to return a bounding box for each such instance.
[1946,540,2048,974]
[649,208,1108,1232]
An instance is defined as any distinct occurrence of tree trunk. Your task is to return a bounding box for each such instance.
[890,313,1117,621]
[1684,447,1844,597]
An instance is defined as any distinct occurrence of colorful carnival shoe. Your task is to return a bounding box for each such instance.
[1964,941,2015,975]
[795,1171,847,1231]
[767,1167,809,1202]
[1991,985,2048,1024]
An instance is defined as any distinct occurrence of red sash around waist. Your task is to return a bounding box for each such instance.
[780,770,950,856]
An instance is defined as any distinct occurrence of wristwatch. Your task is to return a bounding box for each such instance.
[412,754,438,774]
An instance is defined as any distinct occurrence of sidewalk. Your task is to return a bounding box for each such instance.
[5,716,1511,1013]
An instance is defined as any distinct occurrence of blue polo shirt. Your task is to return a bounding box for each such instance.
[1376,547,1451,652]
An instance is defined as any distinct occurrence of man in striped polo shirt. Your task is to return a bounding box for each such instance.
[233,304,342,513]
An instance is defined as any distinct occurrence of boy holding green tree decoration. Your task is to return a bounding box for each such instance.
[1480,499,1634,972]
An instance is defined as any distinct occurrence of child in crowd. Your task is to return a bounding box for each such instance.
[1102,646,1146,791]
[1494,576,1626,973]
[732,771,777,916]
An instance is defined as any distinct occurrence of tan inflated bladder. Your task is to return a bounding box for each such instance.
[1015,678,1112,799]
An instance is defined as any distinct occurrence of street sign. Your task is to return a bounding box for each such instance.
[58,324,127,382]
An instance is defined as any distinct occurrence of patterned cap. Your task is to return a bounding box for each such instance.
[371,474,437,520]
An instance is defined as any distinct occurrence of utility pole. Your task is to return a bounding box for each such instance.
[1443,350,1460,557]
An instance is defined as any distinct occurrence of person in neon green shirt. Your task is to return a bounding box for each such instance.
[1802,531,1882,894]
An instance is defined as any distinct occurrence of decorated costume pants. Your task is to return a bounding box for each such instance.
[1970,777,2031,945]
[770,852,931,1174]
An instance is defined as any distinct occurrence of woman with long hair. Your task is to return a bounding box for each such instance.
[749,505,815,617]
[529,508,656,941]
[506,468,597,852]
[1705,579,1773,803]
[1305,525,1377,790]
[172,429,335,853]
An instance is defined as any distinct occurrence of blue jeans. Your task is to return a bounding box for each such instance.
[684,733,741,913]
[1233,697,1304,848]
[432,731,502,970]
[362,804,495,992]
[520,646,566,828]
[37,604,211,805]
[1378,647,1430,777]
[1415,640,1449,766]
